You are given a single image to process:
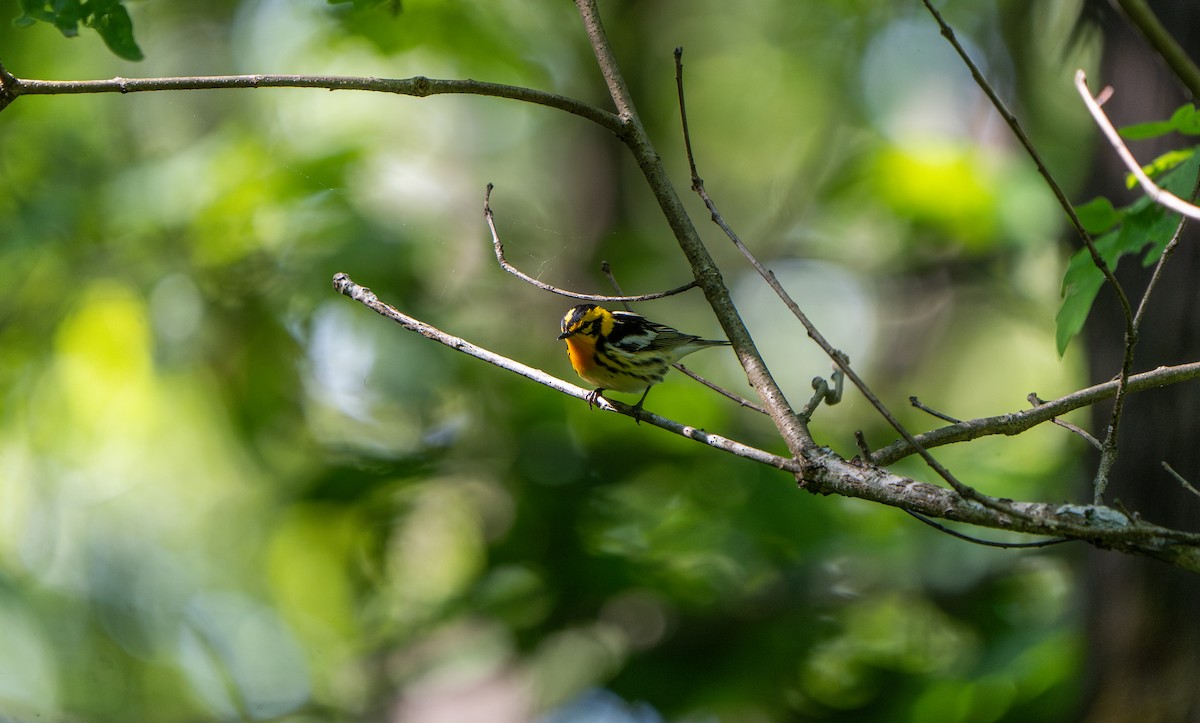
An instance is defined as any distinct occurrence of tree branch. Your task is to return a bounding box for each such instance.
[872,362,1200,466]
[1075,70,1200,220]
[1115,0,1200,99]
[0,70,622,131]
[333,271,1200,571]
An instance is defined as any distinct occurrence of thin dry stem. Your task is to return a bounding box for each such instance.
[484,184,698,303]
[1075,70,1200,220]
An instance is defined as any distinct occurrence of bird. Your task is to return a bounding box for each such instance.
[557,303,730,418]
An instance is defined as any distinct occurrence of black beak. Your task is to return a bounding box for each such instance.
[557,330,572,340]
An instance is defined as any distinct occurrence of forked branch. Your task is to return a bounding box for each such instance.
[333,271,1200,570]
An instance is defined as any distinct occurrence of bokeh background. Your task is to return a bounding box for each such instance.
[0,0,1149,720]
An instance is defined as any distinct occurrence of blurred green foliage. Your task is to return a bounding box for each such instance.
[1,0,1095,720]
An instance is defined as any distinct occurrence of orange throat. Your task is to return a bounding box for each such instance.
[564,335,598,375]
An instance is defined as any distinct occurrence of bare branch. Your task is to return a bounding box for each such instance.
[1030,393,1102,451]
[1162,461,1200,501]
[872,363,1200,466]
[920,2,1143,505]
[1075,70,1200,220]
[484,185,698,302]
[904,510,1069,549]
[1134,215,1189,330]
[1,70,622,131]
[910,396,961,424]
[854,431,873,464]
[1069,67,1200,501]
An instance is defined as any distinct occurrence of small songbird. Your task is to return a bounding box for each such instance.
[557,303,730,416]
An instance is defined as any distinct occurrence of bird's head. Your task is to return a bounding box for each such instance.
[558,304,614,341]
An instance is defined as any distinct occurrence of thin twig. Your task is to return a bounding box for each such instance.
[484,184,698,302]
[1069,75,1187,497]
[910,396,961,424]
[674,363,767,414]
[1075,70,1200,221]
[1162,461,1200,501]
[599,261,635,312]
[1063,72,1200,501]
[1134,215,1188,329]
[673,48,1025,518]
[1116,0,1200,99]
[1029,393,1102,450]
[905,510,1070,549]
[800,377,832,421]
[854,431,874,464]
[923,2,1143,505]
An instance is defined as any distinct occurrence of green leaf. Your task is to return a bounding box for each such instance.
[1119,120,1176,141]
[1118,104,1200,139]
[1056,229,1121,356]
[1172,104,1200,135]
[1126,148,1194,189]
[1056,149,1200,355]
[1073,197,1121,234]
[12,0,142,60]
[87,2,143,61]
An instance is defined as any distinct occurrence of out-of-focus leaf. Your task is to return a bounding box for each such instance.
[1120,120,1176,141]
[1073,197,1121,235]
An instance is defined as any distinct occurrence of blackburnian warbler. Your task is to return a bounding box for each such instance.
[558,303,730,415]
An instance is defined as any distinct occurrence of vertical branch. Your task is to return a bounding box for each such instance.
[571,0,814,456]
[1116,0,1200,98]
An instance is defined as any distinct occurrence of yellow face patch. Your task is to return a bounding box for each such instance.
[560,304,614,341]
